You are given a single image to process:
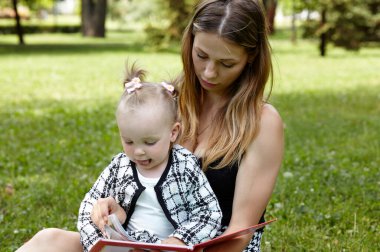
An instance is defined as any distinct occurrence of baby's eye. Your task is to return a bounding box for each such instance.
[145,141,157,146]
[124,140,133,145]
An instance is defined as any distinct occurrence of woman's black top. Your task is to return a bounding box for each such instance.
[204,160,266,230]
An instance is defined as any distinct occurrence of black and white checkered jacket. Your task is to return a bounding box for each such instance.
[77,144,222,252]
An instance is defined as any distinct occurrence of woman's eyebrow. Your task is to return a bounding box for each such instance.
[195,46,238,61]
[194,47,206,53]
[220,58,237,62]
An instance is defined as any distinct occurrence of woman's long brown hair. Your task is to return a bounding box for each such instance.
[179,0,273,170]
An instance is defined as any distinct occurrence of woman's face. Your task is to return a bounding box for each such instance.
[192,32,249,95]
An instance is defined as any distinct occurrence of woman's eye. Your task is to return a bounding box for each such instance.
[197,53,207,59]
[221,62,234,68]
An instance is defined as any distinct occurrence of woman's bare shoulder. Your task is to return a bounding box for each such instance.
[243,103,284,161]
[260,103,283,130]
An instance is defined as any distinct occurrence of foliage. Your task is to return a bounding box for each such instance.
[107,0,162,25]
[327,1,379,49]
[0,31,379,251]
[107,0,130,21]
[280,0,322,15]
[143,0,194,48]
[106,0,171,47]
[23,0,55,11]
[107,0,195,47]
[288,0,379,51]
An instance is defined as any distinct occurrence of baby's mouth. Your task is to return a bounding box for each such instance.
[136,159,151,166]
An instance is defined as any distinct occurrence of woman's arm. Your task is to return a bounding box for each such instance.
[208,104,284,251]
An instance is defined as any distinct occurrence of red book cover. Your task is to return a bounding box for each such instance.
[89,218,277,252]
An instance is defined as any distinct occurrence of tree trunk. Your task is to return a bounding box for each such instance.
[81,0,107,37]
[290,0,297,44]
[319,8,327,57]
[263,0,277,34]
[11,0,24,45]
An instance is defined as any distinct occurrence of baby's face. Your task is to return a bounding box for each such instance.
[117,104,179,177]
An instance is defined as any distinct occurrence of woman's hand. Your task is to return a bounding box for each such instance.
[161,237,186,246]
[90,196,126,234]
[129,238,184,252]
[203,234,252,252]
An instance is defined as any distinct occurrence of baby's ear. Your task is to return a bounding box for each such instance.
[170,122,181,142]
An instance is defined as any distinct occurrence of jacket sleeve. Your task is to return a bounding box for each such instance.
[77,154,121,252]
[171,163,222,245]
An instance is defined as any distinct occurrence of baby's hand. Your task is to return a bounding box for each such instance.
[90,197,126,234]
[161,237,186,246]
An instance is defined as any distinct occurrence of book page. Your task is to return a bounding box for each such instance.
[104,214,136,241]
[91,214,277,252]
[90,239,193,252]
[194,219,277,249]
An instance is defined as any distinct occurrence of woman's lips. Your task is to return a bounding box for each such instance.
[201,79,217,88]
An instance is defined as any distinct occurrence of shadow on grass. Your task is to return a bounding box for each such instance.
[0,42,182,55]
[0,42,143,54]
[0,30,182,55]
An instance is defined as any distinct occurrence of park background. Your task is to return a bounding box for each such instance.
[0,0,379,251]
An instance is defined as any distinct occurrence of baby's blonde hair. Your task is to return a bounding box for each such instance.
[117,62,179,124]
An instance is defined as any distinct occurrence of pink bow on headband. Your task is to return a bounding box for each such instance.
[161,82,175,93]
[125,77,142,93]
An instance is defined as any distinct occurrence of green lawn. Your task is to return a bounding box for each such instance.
[0,31,379,251]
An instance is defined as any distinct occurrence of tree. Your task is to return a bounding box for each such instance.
[319,7,327,56]
[262,0,278,34]
[143,0,193,48]
[81,0,107,37]
[167,0,190,40]
[11,0,25,45]
[327,0,378,51]
[8,0,57,45]
[289,0,379,55]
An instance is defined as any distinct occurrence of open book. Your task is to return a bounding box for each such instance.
[89,214,277,252]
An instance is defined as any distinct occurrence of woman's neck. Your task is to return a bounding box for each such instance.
[203,91,226,109]
[183,93,226,155]
[191,94,226,156]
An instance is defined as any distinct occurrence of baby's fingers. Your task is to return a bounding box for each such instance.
[97,204,107,233]
[91,199,110,233]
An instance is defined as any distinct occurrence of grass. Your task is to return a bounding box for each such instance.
[0,30,379,251]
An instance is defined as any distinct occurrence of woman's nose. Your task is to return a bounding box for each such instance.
[204,61,217,79]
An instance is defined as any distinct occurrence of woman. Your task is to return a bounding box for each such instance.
[16,0,283,251]
[177,0,283,251]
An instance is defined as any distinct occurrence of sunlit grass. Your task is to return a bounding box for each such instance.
[0,30,379,251]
